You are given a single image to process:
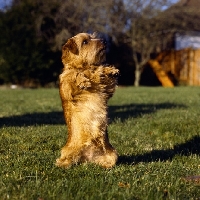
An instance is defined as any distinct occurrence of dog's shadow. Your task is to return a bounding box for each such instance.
[1,101,197,165]
[0,111,65,127]
[117,136,200,165]
[0,102,185,127]
[108,102,199,165]
[108,102,186,122]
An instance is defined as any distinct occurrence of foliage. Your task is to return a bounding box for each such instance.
[0,0,200,86]
[0,86,200,199]
[0,0,61,86]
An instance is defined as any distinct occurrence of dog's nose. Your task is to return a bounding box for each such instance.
[100,39,107,45]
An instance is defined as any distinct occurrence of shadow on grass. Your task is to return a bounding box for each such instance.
[109,102,186,122]
[0,102,186,127]
[118,136,200,165]
[0,112,65,127]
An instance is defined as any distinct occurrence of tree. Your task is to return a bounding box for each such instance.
[117,0,175,86]
[1,0,199,87]
[50,0,127,51]
[159,0,200,33]
[0,0,61,86]
[121,0,200,86]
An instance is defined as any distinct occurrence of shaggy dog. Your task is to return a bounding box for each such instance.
[56,32,119,168]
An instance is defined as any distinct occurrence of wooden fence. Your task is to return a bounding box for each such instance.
[149,48,200,86]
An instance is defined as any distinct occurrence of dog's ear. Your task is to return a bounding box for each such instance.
[62,38,79,55]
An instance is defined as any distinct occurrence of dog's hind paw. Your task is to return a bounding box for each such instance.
[55,158,72,168]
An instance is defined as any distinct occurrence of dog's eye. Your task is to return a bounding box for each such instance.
[82,40,88,45]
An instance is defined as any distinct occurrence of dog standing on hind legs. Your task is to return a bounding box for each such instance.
[56,32,119,168]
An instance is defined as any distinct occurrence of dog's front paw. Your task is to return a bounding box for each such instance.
[109,69,119,77]
[91,67,105,83]
[78,79,91,89]
[76,73,92,89]
[104,67,119,78]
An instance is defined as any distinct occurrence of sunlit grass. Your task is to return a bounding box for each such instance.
[0,86,200,199]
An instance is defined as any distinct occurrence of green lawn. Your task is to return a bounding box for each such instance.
[0,86,200,199]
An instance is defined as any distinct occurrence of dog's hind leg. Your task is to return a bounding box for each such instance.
[92,149,118,168]
[93,130,118,168]
[55,145,83,168]
[81,136,118,168]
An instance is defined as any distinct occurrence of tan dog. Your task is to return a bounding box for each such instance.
[56,33,119,168]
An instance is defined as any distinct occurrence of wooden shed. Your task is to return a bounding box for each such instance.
[144,0,200,86]
[148,48,200,86]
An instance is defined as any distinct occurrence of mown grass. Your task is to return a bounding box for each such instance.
[0,86,200,199]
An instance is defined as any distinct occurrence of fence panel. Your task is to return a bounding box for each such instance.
[157,49,200,86]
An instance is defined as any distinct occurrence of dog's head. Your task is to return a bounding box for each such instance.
[62,33,107,67]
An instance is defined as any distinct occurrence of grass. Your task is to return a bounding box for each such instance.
[0,86,200,199]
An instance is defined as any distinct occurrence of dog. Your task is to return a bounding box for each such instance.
[56,32,119,168]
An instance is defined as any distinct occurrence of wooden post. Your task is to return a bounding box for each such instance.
[193,50,196,85]
[189,49,195,85]
[148,60,174,87]
[171,50,175,75]
[197,50,200,85]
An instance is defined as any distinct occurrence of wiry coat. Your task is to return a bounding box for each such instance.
[56,33,119,168]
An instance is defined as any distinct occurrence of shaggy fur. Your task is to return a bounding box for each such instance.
[56,33,119,168]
